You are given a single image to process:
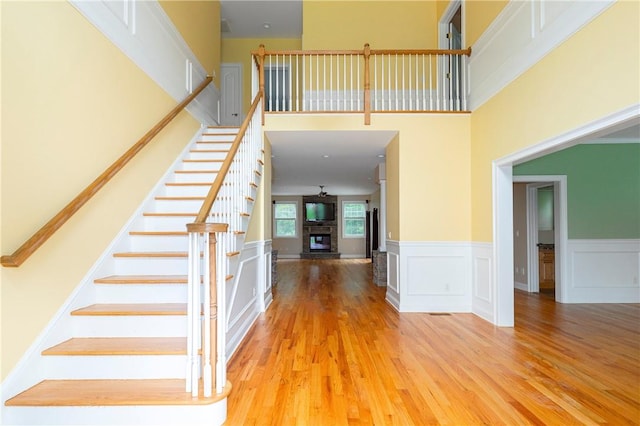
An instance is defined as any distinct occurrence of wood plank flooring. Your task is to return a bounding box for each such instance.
[225,259,640,425]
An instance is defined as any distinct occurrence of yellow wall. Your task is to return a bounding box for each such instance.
[302,1,438,49]
[465,0,507,47]
[0,1,207,380]
[264,113,471,242]
[221,38,302,113]
[470,1,640,242]
[159,0,221,86]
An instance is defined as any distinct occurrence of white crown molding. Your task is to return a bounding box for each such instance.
[70,0,219,125]
[468,0,615,110]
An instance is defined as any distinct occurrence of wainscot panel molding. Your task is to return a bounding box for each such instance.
[471,243,494,323]
[393,242,473,313]
[468,0,614,110]
[566,239,640,303]
[385,241,400,310]
[70,0,220,125]
[226,241,269,360]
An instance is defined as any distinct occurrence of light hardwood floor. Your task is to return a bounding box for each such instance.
[226,259,640,425]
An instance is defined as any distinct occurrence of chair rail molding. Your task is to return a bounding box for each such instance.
[468,0,615,110]
[70,0,219,125]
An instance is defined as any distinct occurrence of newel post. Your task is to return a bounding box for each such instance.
[363,43,371,125]
[258,44,266,125]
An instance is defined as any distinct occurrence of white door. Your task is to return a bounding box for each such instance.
[221,63,242,126]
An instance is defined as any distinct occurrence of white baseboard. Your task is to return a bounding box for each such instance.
[514,281,528,292]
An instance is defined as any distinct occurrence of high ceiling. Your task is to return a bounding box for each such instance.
[220,2,639,197]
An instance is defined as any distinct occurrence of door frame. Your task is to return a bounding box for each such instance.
[514,177,567,301]
[439,0,464,49]
[493,105,638,326]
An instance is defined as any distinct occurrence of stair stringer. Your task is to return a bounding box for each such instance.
[0,127,207,404]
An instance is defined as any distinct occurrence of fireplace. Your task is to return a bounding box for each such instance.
[309,234,331,252]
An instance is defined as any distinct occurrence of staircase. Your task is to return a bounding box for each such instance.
[2,126,262,425]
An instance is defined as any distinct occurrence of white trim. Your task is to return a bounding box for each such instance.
[70,0,220,125]
[439,0,464,49]
[468,0,615,110]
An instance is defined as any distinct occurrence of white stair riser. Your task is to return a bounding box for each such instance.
[187,151,228,161]
[140,216,197,230]
[149,199,204,213]
[71,316,187,338]
[42,355,186,380]
[129,235,189,252]
[179,161,222,171]
[196,141,233,149]
[113,257,188,275]
[171,172,217,184]
[163,185,211,197]
[199,133,236,142]
[95,284,188,304]
[2,403,226,426]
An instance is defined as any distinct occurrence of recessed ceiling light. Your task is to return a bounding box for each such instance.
[263,23,271,29]
[322,154,330,158]
[377,154,385,158]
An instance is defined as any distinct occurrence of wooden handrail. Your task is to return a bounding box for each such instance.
[251,47,472,57]
[1,77,213,268]
[193,91,263,224]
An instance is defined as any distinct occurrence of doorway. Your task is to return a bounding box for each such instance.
[221,63,243,126]
[513,178,565,302]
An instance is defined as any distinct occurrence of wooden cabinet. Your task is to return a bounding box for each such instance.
[538,247,555,289]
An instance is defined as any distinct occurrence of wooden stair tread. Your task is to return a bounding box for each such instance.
[94,275,188,284]
[5,379,230,406]
[71,303,186,316]
[42,337,187,355]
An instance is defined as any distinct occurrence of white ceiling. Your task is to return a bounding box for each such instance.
[268,130,396,196]
[220,0,302,39]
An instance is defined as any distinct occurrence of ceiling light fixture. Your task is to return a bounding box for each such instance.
[318,185,327,197]
[263,23,271,29]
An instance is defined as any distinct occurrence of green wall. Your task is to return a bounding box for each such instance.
[514,144,640,239]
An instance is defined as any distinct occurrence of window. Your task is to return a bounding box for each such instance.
[274,202,297,237]
[342,201,366,238]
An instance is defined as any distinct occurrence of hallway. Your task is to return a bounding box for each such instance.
[226,259,640,425]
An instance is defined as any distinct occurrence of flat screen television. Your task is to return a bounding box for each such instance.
[305,202,335,222]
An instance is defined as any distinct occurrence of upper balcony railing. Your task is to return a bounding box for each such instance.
[252,44,471,124]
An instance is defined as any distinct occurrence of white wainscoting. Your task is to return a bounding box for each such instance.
[468,0,614,110]
[566,239,640,303]
[225,241,272,360]
[385,241,400,310]
[70,0,219,125]
[471,243,494,323]
[387,241,473,313]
